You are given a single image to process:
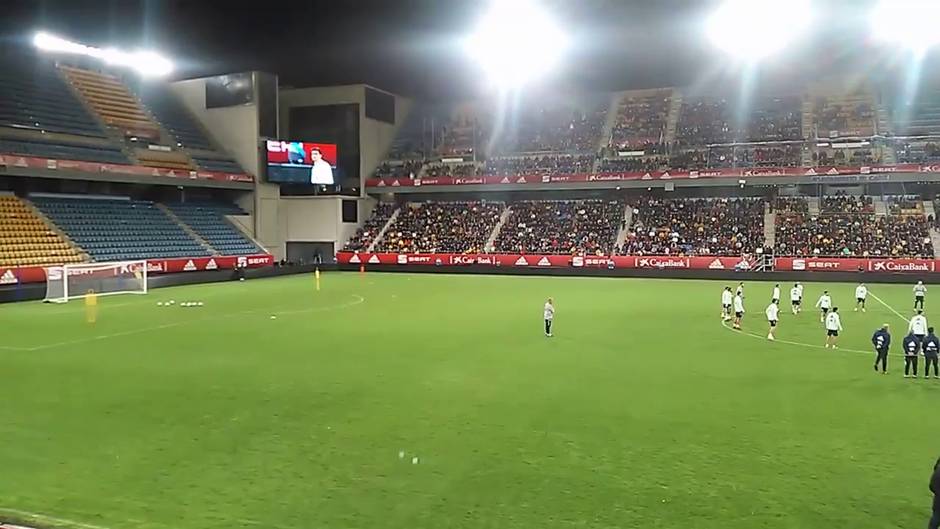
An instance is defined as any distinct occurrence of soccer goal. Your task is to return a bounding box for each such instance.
[44,260,148,303]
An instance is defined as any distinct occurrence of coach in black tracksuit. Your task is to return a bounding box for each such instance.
[924,328,940,379]
[929,457,940,529]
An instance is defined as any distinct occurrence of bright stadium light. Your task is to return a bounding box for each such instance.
[464,0,569,88]
[707,0,813,61]
[33,31,173,77]
[870,0,940,54]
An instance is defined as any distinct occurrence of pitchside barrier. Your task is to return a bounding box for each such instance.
[0,254,274,286]
[336,252,939,274]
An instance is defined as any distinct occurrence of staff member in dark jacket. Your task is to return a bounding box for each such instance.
[930,457,940,529]
[872,324,891,374]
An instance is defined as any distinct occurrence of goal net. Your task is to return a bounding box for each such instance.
[44,260,148,303]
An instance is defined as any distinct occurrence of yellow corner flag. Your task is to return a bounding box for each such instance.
[315,268,321,291]
[85,289,98,324]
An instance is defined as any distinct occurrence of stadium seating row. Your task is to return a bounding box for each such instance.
[371,84,940,179]
[0,195,83,268]
[348,197,936,259]
[0,59,247,177]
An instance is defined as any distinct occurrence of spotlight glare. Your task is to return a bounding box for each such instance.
[707,0,812,61]
[464,0,569,88]
[33,31,173,77]
[871,0,940,54]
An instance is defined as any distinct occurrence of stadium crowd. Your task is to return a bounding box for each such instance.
[775,196,932,258]
[375,201,503,254]
[343,203,397,252]
[621,198,765,256]
[493,200,623,255]
[482,155,596,176]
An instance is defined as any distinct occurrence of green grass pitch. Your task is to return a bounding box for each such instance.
[1,272,938,529]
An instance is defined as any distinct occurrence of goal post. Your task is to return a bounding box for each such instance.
[44,260,148,303]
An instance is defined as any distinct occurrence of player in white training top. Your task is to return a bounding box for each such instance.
[543,298,555,337]
[825,307,843,349]
[855,283,868,312]
[765,300,779,341]
[790,284,801,315]
[733,292,745,330]
[721,286,733,321]
[816,291,833,322]
[772,284,781,305]
[910,309,928,342]
[914,281,927,310]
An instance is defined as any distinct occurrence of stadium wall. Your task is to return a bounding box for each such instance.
[278,195,375,255]
[172,74,282,257]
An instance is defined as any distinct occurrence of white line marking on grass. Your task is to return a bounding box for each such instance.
[10,294,366,352]
[868,291,911,324]
[0,507,114,529]
[720,320,878,357]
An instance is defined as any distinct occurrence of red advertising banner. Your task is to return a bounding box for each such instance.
[364,163,930,189]
[0,254,273,286]
[0,154,253,183]
[338,252,939,275]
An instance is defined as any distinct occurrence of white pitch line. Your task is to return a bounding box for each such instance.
[720,320,878,357]
[868,291,911,324]
[0,507,114,529]
[7,294,366,353]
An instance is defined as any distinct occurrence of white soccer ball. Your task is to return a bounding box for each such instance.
[169,300,175,305]
[412,457,419,465]
[157,302,163,306]
[270,315,277,320]
[197,302,203,307]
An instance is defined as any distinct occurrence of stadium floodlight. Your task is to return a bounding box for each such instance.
[707,0,813,61]
[33,31,173,77]
[870,0,940,54]
[464,0,569,88]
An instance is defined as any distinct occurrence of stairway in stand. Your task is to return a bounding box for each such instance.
[367,207,401,253]
[485,206,513,253]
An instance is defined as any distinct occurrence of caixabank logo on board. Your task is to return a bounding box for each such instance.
[871,260,932,272]
[636,257,689,269]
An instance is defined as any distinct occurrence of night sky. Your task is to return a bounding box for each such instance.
[1,0,938,100]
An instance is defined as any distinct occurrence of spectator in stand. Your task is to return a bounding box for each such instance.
[509,99,608,153]
[344,203,397,252]
[424,163,479,178]
[374,160,424,179]
[598,156,667,173]
[483,155,595,176]
[609,91,671,151]
[494,200,623,255]
[375,201,503,254]
[774,196,933,258]
[621,198,764,256]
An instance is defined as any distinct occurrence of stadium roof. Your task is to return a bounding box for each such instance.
[3,0,940,99]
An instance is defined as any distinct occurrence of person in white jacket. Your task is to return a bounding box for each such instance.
[910,309,929,342]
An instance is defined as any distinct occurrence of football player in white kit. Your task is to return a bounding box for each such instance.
[790,283,801,315]
[721,286,733,321]
[765,300,779,341]
[543,298,555,337]
[733,292,745,330]
[855,283,868,312]
[816,291,833,323]
[825,307,843,349]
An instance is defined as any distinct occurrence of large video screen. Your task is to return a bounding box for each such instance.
[265,140,339,185]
